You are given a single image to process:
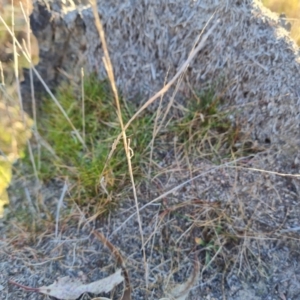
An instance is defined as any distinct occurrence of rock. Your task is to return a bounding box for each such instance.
[25,0,300,152]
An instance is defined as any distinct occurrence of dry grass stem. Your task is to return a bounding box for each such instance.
[81,67,85,142]
[114,18,220,157]
[90,0,147,284]
[55,180,68,239]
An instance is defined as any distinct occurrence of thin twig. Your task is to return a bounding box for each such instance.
[8,280,39,292]
[92,230,132,300]
[21,0,40,181]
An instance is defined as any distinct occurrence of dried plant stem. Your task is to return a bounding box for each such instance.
[20,0,40,182]
[124,19,219,129]
[8,280,39,292]
[55,180,68,239]
[20,0,37,122]
[81,67,85,142]
[105,17,220,181]
[159,12,216,134]
[90,0,147,287]
[11,1,22,110]
[229,166,300,177]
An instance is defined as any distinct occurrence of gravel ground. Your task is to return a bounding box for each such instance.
[1,142,300,300]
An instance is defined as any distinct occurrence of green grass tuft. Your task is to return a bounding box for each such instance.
[23,77,254,221]
[170,87,242,163]
[28,75,154,214]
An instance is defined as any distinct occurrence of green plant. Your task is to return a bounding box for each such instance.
[169,86,241,163]
[28,75,154,215]
[23,77,256,234]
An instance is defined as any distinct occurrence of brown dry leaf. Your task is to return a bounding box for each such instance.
[10,269,124,300]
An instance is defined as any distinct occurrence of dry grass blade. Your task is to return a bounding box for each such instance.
[157,12,217,136]
[229,165,300,177]
[90,0,147,286]
[55,180,68,239]
[105,18,221,168]
[121,18,220,132]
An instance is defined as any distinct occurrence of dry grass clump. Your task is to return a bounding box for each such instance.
[18,72,244,229]
[4,63,262,291]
